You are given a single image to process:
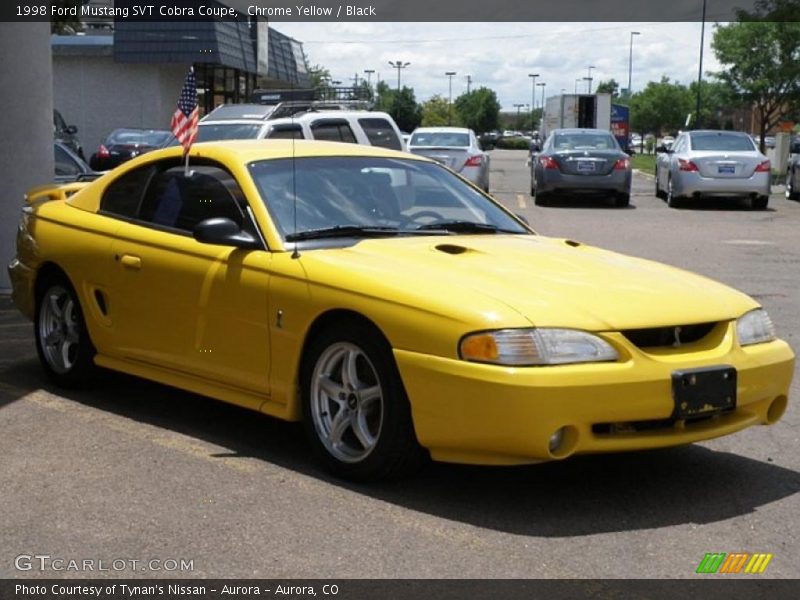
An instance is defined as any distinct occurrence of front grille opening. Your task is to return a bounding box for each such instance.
[622,322,717,348]
[592,410,734,435]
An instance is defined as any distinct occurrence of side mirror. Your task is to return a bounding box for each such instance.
[193,218,261,250]
[655,145,669,154]
[65,125,78,135]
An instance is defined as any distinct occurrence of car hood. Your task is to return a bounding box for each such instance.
[301,235,757,331]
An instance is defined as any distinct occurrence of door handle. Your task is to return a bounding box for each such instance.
[119,254,142,270]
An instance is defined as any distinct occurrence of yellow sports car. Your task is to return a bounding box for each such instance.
[8,141,795,481]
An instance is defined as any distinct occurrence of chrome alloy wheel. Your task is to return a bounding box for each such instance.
[38,285,81,375]
[309,342,384,463]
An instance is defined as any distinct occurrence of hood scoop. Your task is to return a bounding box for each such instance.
[435,243,470,255]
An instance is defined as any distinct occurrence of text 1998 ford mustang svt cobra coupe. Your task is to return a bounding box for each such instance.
[8,140,794,480]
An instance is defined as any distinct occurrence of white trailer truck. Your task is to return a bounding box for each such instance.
[541,93,613,138]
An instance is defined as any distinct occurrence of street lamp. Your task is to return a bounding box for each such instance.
[445,71,457,125]
[465,74,472,94]
[363,69,375,87]
[696,0,707,128]
[513,103,526,130]
[388,60,410,91]
[528,73,539,132]
[537,82,546,112]
[627,31,640,98]
[586,65,595,93]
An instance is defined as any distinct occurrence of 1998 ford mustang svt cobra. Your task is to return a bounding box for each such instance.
[8,141,795,480]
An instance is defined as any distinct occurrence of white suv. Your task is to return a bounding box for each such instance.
[197,109,405,151]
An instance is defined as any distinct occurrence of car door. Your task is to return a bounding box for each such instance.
[106,161,272,403]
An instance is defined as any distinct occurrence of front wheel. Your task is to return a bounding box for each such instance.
[35,277,97,387]
[301,321,425,481]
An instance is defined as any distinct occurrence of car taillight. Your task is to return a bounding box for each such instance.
[755,160,771,172]
[539,156,559,170]
[678,158,699,172]
[613,158,630,170]
[464,155,483,167]
[97,144,109,158]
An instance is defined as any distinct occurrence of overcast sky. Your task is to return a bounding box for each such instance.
[272,22,725,111]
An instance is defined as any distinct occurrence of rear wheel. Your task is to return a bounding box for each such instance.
[666,176,682,208]
[301,321,426,481]
[35,275,97,387]
[534,191,553,206]
[654,168,666,199]
[751,195,769,210]
[786,170,799,201]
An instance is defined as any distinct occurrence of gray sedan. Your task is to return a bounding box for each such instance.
[530,129,632,207]
[655,130,771,209]
[408,127,490,191]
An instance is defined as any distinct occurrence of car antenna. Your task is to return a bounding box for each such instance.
[290,72,300,259]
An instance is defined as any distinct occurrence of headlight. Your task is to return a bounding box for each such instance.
[736,308,776,346]
[459,328,618,366]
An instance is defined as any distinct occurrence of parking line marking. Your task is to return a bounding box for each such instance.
[516,194,527,209]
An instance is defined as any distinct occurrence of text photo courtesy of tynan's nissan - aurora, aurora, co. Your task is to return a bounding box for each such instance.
[1,0,800,597]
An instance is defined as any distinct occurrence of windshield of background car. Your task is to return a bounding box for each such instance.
[247,156,528,239]
[410,132,470,147]
[107,129,173,146]
[552,133,618,151]
[690,133,756,152]
[197,124,264,142]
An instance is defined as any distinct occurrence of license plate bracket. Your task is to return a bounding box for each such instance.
[671,365,737,419]
[577,160,596,173]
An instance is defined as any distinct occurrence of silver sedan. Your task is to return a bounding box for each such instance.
[407,127,490,191]
[655,130,771,209]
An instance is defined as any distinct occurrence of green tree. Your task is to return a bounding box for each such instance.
[712,6,800,151]
[688,79,742,130]
[629,77,692,137]
[596,79,620,99]
[307,64,331,92]
[421,95,457,127]
[388,87,422,132]
[454,87,501,134]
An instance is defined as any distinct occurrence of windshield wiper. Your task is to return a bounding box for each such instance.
[414,221,519,234]
[285,225,402,242]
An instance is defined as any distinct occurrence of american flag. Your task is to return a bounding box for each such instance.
[171,68,199,155]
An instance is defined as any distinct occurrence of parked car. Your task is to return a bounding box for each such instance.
[90,128,174,171]
[198,110,405,151]
[54,141,99,183]
[530,128,632,207]
[785,137,800,201]
[54,109,83,159]
[407,127,490,191]
[655,130,771,209]
[9,140,794,481]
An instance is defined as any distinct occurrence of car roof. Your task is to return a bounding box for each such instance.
[552,128,613,135]
[412,127,471,134]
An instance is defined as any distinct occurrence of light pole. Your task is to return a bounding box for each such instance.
[465,74,472,94]
[513,103,525,130]
[528,73,539,132]
[696,0,707,129]
[363,69,375,87]
[627,31,640,98]
[445,71,457,125]
[537,82,546,112]
[586,65,595,93]
[388,60,410,91]
[575,78,582,94]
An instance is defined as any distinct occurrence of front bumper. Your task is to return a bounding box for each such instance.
[8,258,36,320]
[395,328,794,465]
[675,171,771,198]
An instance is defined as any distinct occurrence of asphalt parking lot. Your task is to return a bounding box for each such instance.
[1,149,799,579]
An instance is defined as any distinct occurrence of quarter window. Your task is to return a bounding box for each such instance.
[310,120,357,143]
[358,118,402,150]
[100,165,155,218]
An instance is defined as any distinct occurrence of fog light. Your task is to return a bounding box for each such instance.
[549,427,565,453]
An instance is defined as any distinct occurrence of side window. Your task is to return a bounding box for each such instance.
[139,165,247,234]
[54,145,81,177]
[310,120,357,144]
[100,165,155,219]
[267,125,304,140]
[673,137,685,152]
[357,118,402,150]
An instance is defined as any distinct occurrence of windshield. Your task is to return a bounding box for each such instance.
[107,129,173,146]
[247,156,528,240]
[197,124,264,142]
[552,133,618,151]
[690,132,756,152]
[410,132,470,147]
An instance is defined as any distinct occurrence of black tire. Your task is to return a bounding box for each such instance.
[751,195,769,210]
[654,168,666,200]
[614,193,630,208]
[301,320,426,481]
[786,170,799,201]
[666,176,682,209]
[34,274,97,388]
